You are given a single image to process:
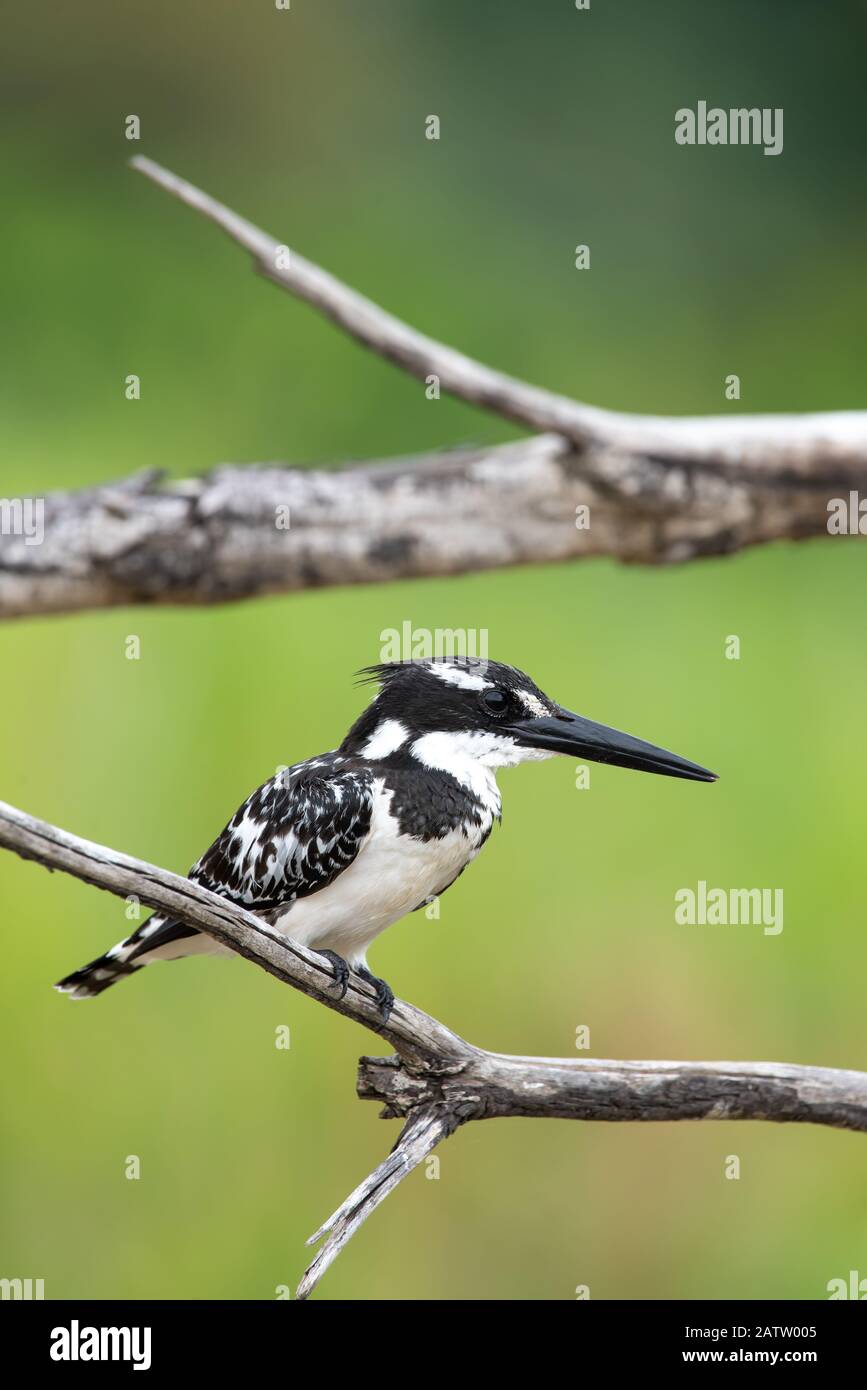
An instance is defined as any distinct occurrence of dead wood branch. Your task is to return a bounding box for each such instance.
[130,157,867,472]
[0,160,864,620]
[2,796,865,1300]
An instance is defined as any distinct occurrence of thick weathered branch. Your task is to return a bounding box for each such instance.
[1,430,862,619]
[2,797,866,1299]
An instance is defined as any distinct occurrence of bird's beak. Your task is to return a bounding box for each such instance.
[505,708,718,783]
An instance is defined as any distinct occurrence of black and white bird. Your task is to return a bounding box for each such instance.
[56,658,716,1018]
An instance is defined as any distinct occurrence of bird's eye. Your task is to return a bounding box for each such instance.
[480,687,510,716]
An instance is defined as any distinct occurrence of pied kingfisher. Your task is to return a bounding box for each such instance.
[56,658,716,1018]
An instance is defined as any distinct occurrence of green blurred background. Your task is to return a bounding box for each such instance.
[2,0,866,1301]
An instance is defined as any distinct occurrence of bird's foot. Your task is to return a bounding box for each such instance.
[355,965,395,1023]
[314,949,350,1000]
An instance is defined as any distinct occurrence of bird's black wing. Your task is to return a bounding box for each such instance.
[190,756,375,909]
[55,757,376,992]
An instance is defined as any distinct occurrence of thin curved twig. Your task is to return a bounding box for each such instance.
[130,155,867,473]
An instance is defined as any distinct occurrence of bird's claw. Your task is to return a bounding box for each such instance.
[355,965,395,1023]
[313,952,393,1020]
[314,949,350,1000]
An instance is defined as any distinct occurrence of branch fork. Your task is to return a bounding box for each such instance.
[2,157,866,620]
[2,795,865,1298]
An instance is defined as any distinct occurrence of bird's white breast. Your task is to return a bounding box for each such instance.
[272,779,492,965]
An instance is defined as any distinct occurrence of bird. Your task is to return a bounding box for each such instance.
[55,657,716,1019]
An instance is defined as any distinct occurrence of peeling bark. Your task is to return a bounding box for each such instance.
[1,433,860,619]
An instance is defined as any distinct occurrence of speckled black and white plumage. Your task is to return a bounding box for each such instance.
[193,757,375,909]
[55,659,546,1001]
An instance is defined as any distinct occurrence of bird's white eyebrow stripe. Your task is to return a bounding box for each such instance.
[516,689,548,717]
[361,719,409,758]
[429,664,491,692]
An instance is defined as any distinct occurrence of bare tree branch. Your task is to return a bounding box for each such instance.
[296,1104,459,1301]
[2,795,866,1299]
[1,158,864,621]
[130,156,867,472]
[1,429,862,619]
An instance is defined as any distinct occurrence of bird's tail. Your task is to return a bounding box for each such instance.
[54,951,143,999]
[55,914,201,1000]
